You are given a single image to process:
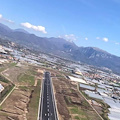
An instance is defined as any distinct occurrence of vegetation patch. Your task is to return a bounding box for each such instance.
[81,91,110,120]
[74,116,80,120]
[69,106,88,120]
[64,96,72,105]
[18,73,35,86]
[0,75,9,83]
[0,62,17,73]
[26,69,37,76]
[0,84,15,103]
[27,80,41,120]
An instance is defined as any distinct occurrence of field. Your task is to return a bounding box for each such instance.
[0,62,106,120]
[0,62,43,120]
[45,69,102,120]
[81,91,110,120]
[27,80,41,120]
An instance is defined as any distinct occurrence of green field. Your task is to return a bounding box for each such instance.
[0,62,17,72]
[18,73,35,86]
[27,80,41,120]
[70,106,88,120]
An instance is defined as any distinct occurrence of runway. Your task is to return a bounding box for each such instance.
[39,71,58,120]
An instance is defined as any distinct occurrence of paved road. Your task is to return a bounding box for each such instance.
[39,71,58,120]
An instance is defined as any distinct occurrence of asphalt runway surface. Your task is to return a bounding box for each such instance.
[39,72,58,120]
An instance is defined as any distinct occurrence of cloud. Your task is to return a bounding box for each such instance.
[103,37,109,42]
[96,37,109,42]
[85,37,88,40]
[96,37,100,40]
[21,22,47,34]
[115,42,119,45]
[58,34,77,42]
[0,14,2,19]
[5,19,14,23]
[0,14,14,23]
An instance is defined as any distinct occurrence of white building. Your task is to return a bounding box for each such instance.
[0,84,4,92]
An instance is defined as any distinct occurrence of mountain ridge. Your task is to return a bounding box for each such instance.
[0,23,120,74]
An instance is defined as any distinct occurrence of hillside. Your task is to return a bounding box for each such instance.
[0,23,120,74]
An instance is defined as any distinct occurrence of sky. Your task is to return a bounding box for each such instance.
[0,0,120,56]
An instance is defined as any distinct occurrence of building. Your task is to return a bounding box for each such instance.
[0,84,4,92]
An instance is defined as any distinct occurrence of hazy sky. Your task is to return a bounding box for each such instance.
[0,0,120,56]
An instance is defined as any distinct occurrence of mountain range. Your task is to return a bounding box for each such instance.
[0,23,120,74]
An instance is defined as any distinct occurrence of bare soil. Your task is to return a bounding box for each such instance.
[2,66,27,84]
[0,88,31,120]
[49,70,102,120]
